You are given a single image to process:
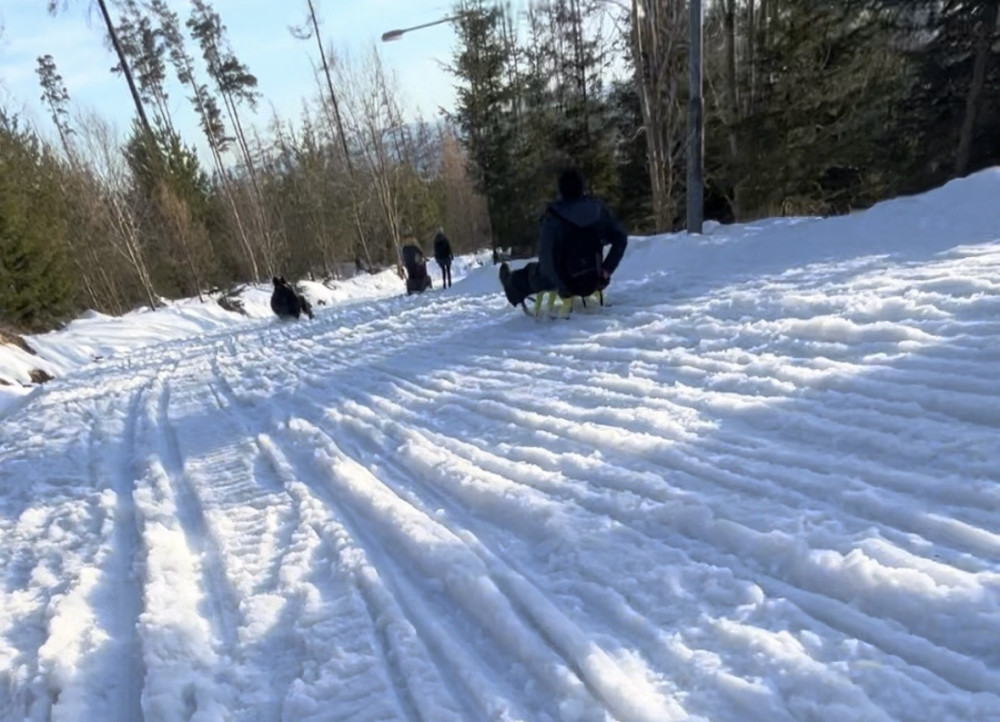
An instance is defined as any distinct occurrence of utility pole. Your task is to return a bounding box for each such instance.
[687,0,704,234]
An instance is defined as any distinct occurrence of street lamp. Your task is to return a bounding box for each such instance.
[381,14,468,43]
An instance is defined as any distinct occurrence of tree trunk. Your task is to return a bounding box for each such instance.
[760,0,770,57]
[723,0,740,160]
[96,0,154,138]
[216,87,273,275]
[955,0,999,176]
[746,0,756,115]
[633,0,662,228]
[108,189,159,310]
[569,0,591,143]
[184,57,261,280]
[633,0,684,231]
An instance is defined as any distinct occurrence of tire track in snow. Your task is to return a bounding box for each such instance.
[467,343,997,505]
[376,373,1000,669]
[155,378,243,652]
[317,392,912,721]
[155,343,335,718]
[219,344,618,714]
[282,376,916,719]
[0,372,163,722]
[342,390,1000,706]
[81,378,152,722]
[473,348,1000,571]
[126,362,243,720]
[207,348,388,718]
[207,350,304,597]
[435,425,1000,699]
[320,398,731,722]
[502,343,994,524]
[471,348,997,510]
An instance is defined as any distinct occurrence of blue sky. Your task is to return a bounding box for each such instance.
[0,0,466,150]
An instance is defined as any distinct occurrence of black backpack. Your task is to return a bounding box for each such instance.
[549,207,604,297]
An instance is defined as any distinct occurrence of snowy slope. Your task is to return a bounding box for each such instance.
[0,172,998,722]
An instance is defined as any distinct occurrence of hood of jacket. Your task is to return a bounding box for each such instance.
[547,197,603,229]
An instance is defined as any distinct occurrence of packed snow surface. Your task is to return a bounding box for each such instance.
[1,172,998,721]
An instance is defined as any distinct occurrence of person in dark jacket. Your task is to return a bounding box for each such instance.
[498,168,627,308]
[271,276,314,320]
[433,228,454,288]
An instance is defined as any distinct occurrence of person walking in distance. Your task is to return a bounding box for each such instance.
[433,228,454,289]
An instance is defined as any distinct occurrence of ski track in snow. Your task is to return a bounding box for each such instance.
[0,235,999,722]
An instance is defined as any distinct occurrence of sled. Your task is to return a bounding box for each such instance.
[524,289,605,319]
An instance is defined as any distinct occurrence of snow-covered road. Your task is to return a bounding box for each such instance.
[2,175,999,722]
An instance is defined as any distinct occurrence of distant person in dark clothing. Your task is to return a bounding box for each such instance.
[271,276,313,320]
[433,228,454,288]
[499,168,628,309]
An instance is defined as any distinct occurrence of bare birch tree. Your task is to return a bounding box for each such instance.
[75,111,159,309]
[290,0,375,271]
[632,0,687,230]
[337,48,410,274]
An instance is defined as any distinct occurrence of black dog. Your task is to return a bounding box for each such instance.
[270,276,314,320]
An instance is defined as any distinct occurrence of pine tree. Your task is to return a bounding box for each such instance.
[35,55,77,166]
[450,2,525,254]
[46,0,155,140]
[719,0,904,216]
[884,0,1000,186]
[188,0,274,278]
[149,0,260,281]
[113,0,173,131]
[124,123,217,299]
[545,0,618,202]
[0,114,76,331]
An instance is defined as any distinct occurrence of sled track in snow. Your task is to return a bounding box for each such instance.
[190,288,998,719]
[88,372,155,722]
[211,344,614,720]
[260,334,1000,700]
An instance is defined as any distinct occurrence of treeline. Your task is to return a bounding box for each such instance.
[1,0,489,332]
[3,1,999,332]
[449,0,1000,252]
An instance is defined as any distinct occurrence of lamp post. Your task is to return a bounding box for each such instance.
[381,14,469,43]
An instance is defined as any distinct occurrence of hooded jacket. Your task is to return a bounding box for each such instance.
[538,196,628,294]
